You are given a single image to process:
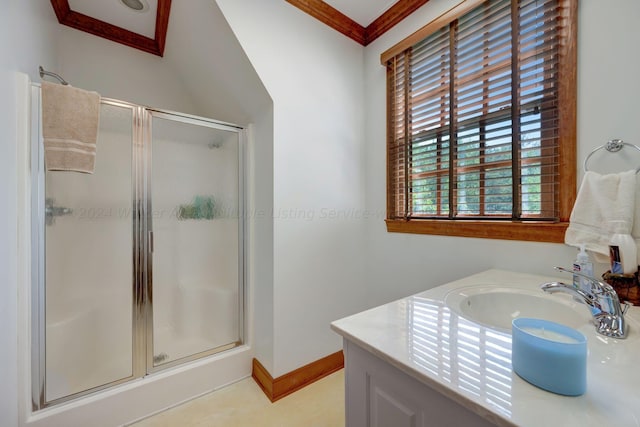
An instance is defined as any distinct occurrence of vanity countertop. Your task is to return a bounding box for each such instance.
[331,269,640,427]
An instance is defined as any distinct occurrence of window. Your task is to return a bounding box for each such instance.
[383,0,577,242]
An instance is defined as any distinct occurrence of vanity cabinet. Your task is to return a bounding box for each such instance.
[343,340,496,427]
[332,270,640,427]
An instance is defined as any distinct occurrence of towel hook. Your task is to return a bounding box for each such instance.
[583,139,640,173]
[39,66,69,86]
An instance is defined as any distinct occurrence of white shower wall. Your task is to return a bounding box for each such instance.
[151,125,241,363]
[44,105,134,401]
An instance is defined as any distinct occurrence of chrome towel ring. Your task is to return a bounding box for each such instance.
[583,139,640,173]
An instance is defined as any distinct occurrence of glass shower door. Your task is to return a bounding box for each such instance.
[43,101,136,403]
[149,112,243,367]
[33,87,247,410]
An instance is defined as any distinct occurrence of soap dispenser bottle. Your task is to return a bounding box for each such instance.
[572,244,593,293]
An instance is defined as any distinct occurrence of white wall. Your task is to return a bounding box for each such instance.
[0,40,18,427]
[0,2,58,426]
[216,0,368,377]
[55,26,200,117]
[362,0,640,308]
[165,0,272,125]
[577,0,640,174]
[245,107,275,373]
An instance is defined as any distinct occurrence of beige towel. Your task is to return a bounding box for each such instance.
[41,81,101,174]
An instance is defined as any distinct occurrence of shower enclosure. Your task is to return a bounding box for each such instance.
[31,87,246,408]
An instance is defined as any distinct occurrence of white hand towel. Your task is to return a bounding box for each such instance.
[633,173,640,265]
[565,170,637,261]
[42,81,101,174]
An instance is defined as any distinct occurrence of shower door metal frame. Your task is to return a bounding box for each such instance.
[143,108,246,374]
[30,85,247,410]
[31,88,144,409]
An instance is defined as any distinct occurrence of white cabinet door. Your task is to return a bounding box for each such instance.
[369,375,423,427]
[344,339,497,427]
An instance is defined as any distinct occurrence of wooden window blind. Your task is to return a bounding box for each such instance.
[384,0,576,242]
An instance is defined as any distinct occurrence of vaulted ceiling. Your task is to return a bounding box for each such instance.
[48,0,430,55]
[50,0,171,56]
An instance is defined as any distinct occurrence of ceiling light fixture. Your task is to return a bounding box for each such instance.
[119,0,149,12]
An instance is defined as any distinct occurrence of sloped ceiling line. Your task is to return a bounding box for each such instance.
[49,0,172,56]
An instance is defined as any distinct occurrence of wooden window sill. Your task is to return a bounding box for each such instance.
[385,219,568,243]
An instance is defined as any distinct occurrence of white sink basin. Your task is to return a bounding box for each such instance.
[444,285,592,332]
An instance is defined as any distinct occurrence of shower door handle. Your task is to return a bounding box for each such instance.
[149,231,154,253]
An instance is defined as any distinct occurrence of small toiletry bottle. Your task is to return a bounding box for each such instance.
[610,220,637,275]
[573,244,593,293]
[609,246,623,274]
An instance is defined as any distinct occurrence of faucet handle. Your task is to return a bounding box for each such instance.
[545,268,628,339]
[555,265,587,279]
[554,266,615,294]
[622,302,632,315]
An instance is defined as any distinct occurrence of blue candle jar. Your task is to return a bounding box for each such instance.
[512,318,587,396]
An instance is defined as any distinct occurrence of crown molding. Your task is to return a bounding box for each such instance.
[49,0,426,53]
[286,0,431,46]
[365,0,430,44]
[49,0,172,57]
[285,0,366,45]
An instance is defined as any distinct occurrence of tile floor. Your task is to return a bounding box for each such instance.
[129,370,345,427]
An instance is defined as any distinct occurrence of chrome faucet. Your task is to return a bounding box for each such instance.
[541,266,630,339]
